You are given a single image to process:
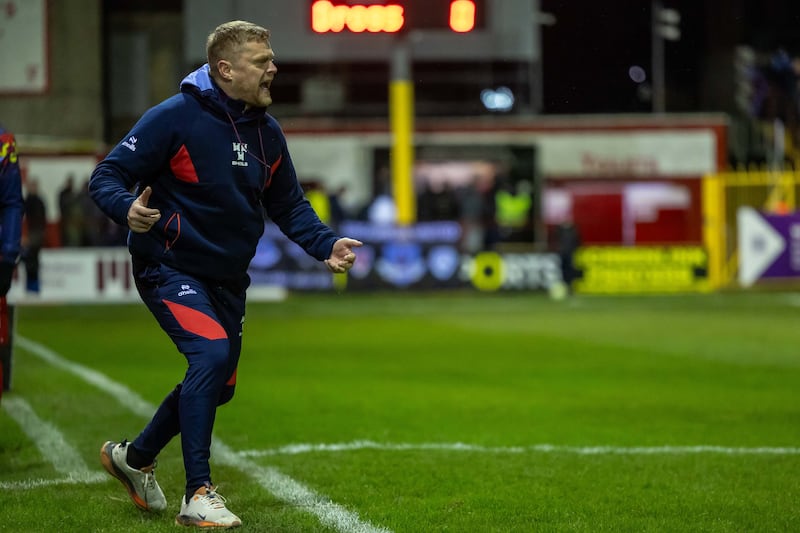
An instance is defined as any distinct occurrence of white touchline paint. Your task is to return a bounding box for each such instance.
[0,475,107,490]
[16,336,391,533]
[1,396,107,489]
[236,440,800,457]
[213,441,392,533]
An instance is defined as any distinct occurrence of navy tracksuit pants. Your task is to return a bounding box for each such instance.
[130,258,247,495]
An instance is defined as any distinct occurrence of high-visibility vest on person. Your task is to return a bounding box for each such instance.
[495,190,531,228]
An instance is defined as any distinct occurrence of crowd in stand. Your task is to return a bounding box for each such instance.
[734,47,800,169]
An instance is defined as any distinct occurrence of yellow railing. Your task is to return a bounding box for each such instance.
[703,169,800,289]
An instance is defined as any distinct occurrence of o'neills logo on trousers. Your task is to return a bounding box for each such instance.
[232,142,248,167]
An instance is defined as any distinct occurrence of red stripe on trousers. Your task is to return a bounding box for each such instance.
[163,299,227,340]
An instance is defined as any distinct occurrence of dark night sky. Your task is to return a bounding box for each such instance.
[539,0,800,114]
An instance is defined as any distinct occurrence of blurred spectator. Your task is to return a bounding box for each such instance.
[760,50,798,122]
[416,182,432,221]
[366,165,397,225]
[494,179,533,243]
[456,178,486,254]
[77,175,127,247]
[23,179,46,293]
[556,218,581,293]
[302,180,331,225]
[327,185,348,230]
[77,178,99,245]
[58,174,76,245]
[431,182,458,221]
[59,173,85,246]
[366,193,397,225]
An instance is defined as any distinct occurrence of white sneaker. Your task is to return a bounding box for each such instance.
[100,440,167,512]
[176,484,242,528]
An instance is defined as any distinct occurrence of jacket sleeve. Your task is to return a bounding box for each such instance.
[261,129,338,261]
[0,131,24,265]
[89,100,180,226]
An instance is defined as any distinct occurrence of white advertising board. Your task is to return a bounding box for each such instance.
[9,248,285,304]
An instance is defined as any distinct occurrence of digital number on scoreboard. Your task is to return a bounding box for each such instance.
[310,0,485,34]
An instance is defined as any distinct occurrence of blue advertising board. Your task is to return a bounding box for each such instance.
[248,220,560,292]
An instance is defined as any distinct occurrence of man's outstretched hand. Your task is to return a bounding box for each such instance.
[324,238,363,274]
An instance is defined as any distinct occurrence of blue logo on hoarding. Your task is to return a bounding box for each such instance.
[349,244,374,279]
[427,245,460,281]
[376,242,426,287]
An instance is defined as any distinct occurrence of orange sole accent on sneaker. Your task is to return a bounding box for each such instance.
[99,442,150,512]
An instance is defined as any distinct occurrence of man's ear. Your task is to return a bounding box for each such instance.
[217,60,233,81]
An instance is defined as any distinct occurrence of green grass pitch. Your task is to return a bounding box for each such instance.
[1,291,798,532]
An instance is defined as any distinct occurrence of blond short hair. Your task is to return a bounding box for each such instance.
[206,20,270,74]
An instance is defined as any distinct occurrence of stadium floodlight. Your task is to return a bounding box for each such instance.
[481,87,515,112]
[656,7,681,41]
[651,0,680,112]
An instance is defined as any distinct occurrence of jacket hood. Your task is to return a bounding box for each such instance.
[180,64,265,121]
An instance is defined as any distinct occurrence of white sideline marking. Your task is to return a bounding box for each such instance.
[16,336,391,533]
[237,440,800,457]
[213,441,391,533]
[1,396,106,489]
[0,475,106,490]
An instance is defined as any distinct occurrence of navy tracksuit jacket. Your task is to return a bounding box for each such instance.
[90,65,338,493]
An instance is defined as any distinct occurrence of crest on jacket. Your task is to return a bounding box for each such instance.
[232,143,248,167]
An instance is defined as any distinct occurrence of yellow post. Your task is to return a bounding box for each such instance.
[389,39,415,225]
[702,173,725,289]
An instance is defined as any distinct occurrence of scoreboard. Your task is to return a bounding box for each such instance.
[184,0,538,64]
[310,0,485,34]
